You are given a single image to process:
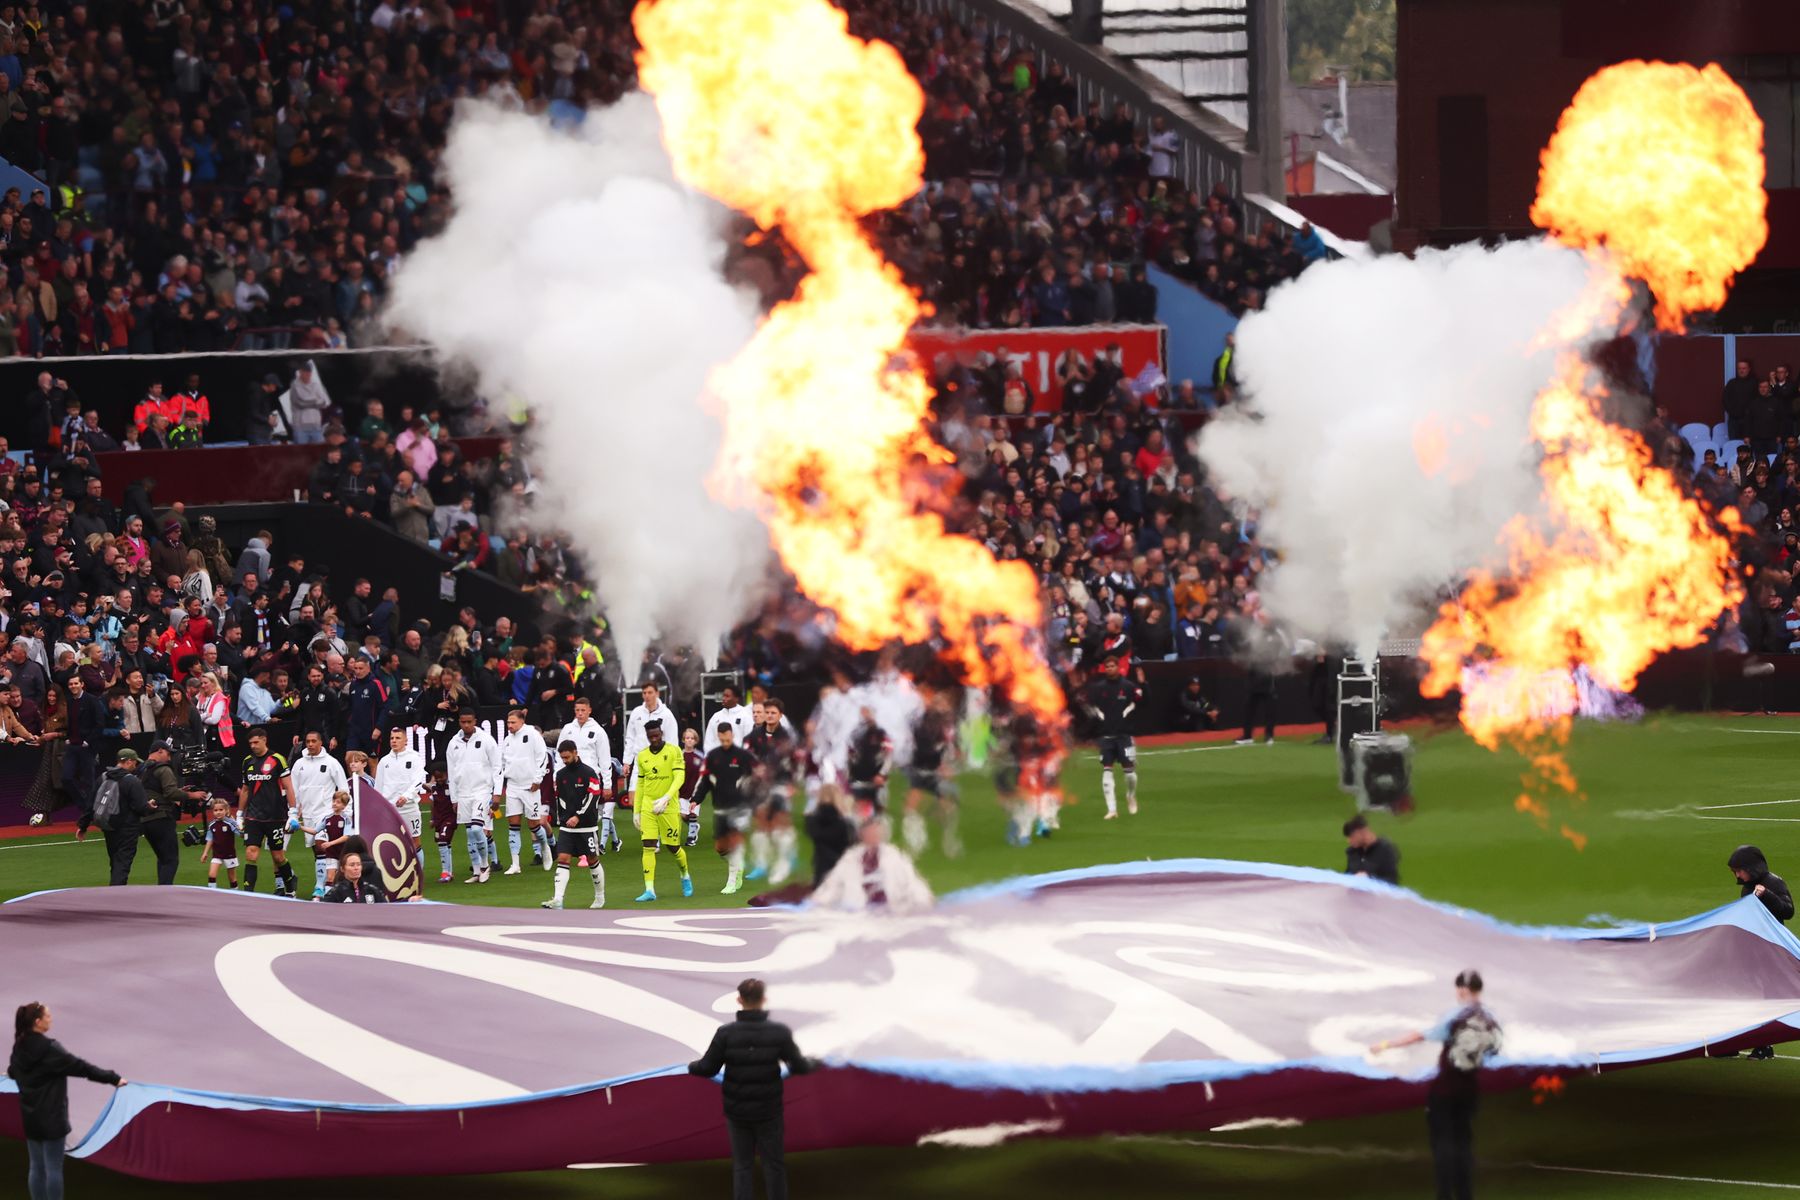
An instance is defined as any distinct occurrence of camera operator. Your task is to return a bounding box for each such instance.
[140,741,206,885]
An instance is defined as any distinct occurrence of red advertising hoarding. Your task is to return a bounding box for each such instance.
[909,324,1167,413]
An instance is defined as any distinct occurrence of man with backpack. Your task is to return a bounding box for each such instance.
[1371,969,1500,1200]
[77,748,153,886]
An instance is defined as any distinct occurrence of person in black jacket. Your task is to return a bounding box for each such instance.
[320,852,390,903]
[77,749,152,885]
[141,741,207,885]
[10,1000,125,1200]
[1729,844,1793,1060]
[688,979,814,1200]
[1343,814,1401,886]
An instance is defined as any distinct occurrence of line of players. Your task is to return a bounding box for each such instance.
[205,663,1144,902]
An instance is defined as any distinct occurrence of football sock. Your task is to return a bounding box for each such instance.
[751,830,772,872]
[553,865,570,904]
[641,848,657,893]
[774,827,797,864]
[1125,770,1138,802]
[314,857,326,891]
[508,826,522,863]
[588,863,605,897]
[728,846,745,876]
[674,847,690,879]
[437,838,455,876]
[275,861,296,891]
[245,863,259,891]
[466,825,488,870]
[1102,771,1117,815]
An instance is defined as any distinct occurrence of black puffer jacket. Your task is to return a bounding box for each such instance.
[1730,845,1795,922]
[687,1009,813,1122]
[7,1032,121,1140]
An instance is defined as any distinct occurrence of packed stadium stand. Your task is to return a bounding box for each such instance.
[0,0,1788,826]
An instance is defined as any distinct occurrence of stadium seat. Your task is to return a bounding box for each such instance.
[1721,438,1746,463]
[1678,422,1711,444]
[1711,422,1730,443]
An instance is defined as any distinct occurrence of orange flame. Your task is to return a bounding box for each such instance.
[1532,61,1768,331]
[634,0,1062,719]
[1422,61,1763,834]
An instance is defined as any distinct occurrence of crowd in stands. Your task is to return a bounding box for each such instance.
[0,0,642,357]
[1655,360,1800,655]
[0,0,1315,359]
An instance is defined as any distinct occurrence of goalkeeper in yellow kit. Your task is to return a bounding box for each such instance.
[630,718,692,901]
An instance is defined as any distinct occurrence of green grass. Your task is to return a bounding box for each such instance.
[6,712,1800,1197]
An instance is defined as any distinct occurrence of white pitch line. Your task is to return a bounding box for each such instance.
[1726,728,1800,736]
[1697,797,1800,811]
[1147,1138,1800,1190]
[1078,743,1254,760]
[1523,1163,1800,1191]
[0,838,85,851]
[1695,816,1800,824]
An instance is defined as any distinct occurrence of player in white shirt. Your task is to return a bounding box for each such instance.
[500,708,552,874]
[702,683,757,754]
[291,730,349,899]
[622,682,680,783]
[444,709,503,883]
[556,696,616,849]
[373,727,429,865]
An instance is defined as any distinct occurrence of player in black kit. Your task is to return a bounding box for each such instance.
[903,693,960,857]
[844,707,892,818]
[1085,657,1142,819]
[542,741,607,910]
[692,722,758,895]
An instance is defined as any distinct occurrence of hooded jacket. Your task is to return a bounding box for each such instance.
[1729,845,1795,922]
[7,1031,121,1140]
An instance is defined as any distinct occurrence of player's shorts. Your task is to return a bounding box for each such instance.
[909,768,957,799]
[503,785,544,820]
[848,777,885,812]
[555,829,600,860]
[319,856,339,873]
[758,784,793,817]
[210,857,239,870]
[455,794,491,826]
[431,804,456,842]
[713,805,754,840]
[638,807,682,847]
[1097,736,1136,769]
[241,819,287,851]
[396,806,424,841]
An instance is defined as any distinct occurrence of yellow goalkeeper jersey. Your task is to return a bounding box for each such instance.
[634,743,686,805]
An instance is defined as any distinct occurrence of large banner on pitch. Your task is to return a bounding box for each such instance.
[910,324,1166,413]
[4,861,1798,1182]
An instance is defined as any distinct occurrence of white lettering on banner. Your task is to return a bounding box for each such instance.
[954,924,1283,1064]
[440,922,842,975]
[1091,922,1435,993]
[214,934,719,1104]
[763,947,1085,1063]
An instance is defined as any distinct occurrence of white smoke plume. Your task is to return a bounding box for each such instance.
[1197,240,1621,657]
[386,96,770,669]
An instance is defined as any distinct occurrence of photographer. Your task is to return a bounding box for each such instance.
[140,741,205,884]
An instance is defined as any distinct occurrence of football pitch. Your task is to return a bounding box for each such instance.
[5,712,1800,1197]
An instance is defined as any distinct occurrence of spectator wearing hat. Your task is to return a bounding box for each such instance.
[141,740,205,884]
[81,747,151,885]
